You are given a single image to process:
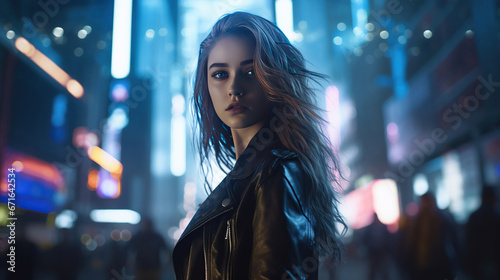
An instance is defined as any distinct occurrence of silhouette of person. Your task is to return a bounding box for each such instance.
[128,217,170,280]
[464,185,500,280]
[408,192,459,280]
[362,213,391,280]
[2,224,39,280]
[50,228,84,280]
[395,213,413,280]
[107,237,130,280]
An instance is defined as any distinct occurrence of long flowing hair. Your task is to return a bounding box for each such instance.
[192,12,346,260]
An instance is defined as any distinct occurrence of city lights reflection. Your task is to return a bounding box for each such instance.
[87,146,123,174]
[14,37,84,98]
[90,209,141,224]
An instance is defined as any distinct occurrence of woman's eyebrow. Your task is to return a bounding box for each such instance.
[208,59,253,69]
[240,59,253,66]
[209,63,228,69]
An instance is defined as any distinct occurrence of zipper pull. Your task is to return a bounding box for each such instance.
[225,220,230,240]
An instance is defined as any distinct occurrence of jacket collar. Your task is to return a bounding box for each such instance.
[227,120,283,179]
[174,121,283,245]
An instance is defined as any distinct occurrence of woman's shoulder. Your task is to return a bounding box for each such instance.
[253,148,314,223]
[257,148,311,194]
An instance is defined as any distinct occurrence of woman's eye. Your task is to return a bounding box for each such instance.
[212,71,228,79]
[246,69,254,77]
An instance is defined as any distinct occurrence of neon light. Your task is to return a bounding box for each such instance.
[11,161,24,172]
[341,186,374,229]
[111,0,133,79]
[101,178,118,197]
[90,209,141,224]
[87,169,99,191]
[412,173,429,196]
[96,170,121,199]
[275,0,296,42]
[386,122,399,143]
[14,37,84,98]
[66,79,84,98]
[55,210,77,228]
[170,116,186,176]
[87,146,123,174]
[107,107,129,130]
[171,94,186,176]
[110,81,130,102]
[350,0,369,45]
[51,94,67,127]
[1,156,64,193]
[325,86,341,147]
[441,152,464,221]
[372,179,400,225]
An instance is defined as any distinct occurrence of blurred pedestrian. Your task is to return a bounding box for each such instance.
[107,237,130,280]
[362,213,391,280]
[395,213,413,280]
[464,185,500,280]
[408,192,459,280]
[3,224,39,280]
[127,217,170,280]
[50,228,84,280]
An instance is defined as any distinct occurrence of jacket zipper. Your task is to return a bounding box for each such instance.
[177,207,234,246]
[191,208,232,280]
[224,219,234,280]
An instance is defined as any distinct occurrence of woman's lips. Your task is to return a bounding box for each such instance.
[226,102,248,113]
[226,106,248,114]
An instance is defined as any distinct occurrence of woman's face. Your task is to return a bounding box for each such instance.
[207,35,272,130]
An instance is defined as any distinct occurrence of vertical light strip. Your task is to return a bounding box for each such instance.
[170,116,186,176]
[325,85,341,147]
[275,0,296,42]
[170,94,186,176]
[350,0,369,43]
[111,0,133,79]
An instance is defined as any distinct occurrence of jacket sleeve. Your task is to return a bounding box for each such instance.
[249,159,317,280]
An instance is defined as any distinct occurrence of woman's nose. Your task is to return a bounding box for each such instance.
[229,74,245,97]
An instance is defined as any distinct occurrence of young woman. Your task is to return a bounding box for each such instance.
[172,12,345,279]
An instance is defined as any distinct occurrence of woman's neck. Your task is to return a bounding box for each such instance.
[231,122,266,159]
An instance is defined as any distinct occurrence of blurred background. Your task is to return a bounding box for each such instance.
[0,0,499,279]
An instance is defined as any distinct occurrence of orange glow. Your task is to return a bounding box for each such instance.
[66,79,84,98]
[116,178,122,198]
[87,169,99,191]
[14,37,84,98]
[87,146,123,175]
[15,37,35,56]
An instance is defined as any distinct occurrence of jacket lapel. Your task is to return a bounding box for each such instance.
[176,121,282,243]
[177,177,234,242]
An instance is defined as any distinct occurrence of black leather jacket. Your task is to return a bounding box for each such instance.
[173,125,319,279]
